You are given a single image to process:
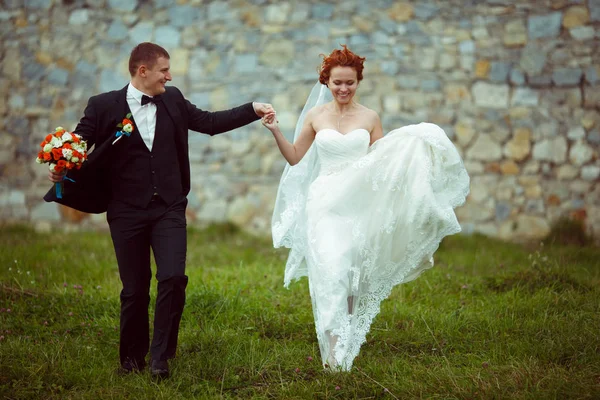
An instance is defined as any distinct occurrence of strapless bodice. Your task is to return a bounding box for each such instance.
[314,128,370,175]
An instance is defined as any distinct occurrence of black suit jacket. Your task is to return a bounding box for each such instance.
[44,85,259,213]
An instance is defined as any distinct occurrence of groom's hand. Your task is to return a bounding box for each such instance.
[48,170,66,183]
[252,102,275,118]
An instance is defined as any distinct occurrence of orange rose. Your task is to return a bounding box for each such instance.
[57,160,67,167]
[52,148,62,161]
[55,131,63,138]
[43,152,52,161]
[72,135,80,143]
[123,118,133,125]
[45,134,53,142]
[63,143,72,149]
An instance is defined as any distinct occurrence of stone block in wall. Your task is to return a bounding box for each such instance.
[2,47,21,82]
[414,3,439,20]
[515,215,551,240]
[511,87,539,107]
[532,136,568,163]
[501,160,520,175]
[30,201,60,222]
[59,205,88,223]
[569,140,595,166]
[504,128,531,161]
[591,0,600,21]
[567,126,586,140]
[569,26,595,41]
[552,68,583,86]
[388,2,414,22]
[556,164,581,180]
[108,0,137,13]
[129,21,154,44]
[197,201,228,223]
[489,62,511,83]
[259,40,295,68]
[68,9,89,25]
[475,60,490,78]
[472,82,509,108]
[581,165,600,181]
[562,5,590,28]
[168,5,201,28]
[466,134,503,161]
[583,87,600,109]
[456,199,495,223]
[107,20,129,41]
[528,75,552,87]
[155,25,181,48]
[454,119,476,147]
[443,84,471,104]
[504,19,527,47]
[527,12,562,40]
[585,66,599,85]
[519,46,546,75]
[588,130,600,145]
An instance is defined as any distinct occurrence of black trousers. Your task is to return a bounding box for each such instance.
[107,195,188,365]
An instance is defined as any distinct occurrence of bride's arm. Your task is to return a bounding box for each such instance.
[369,111,384,145]
[262,111,316,166]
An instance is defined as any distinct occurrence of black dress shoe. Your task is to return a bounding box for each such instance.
[118,359,146,375]
[150,360,169,379]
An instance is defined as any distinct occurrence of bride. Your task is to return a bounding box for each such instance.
[262,46,470,371]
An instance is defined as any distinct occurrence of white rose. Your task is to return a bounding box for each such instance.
[55,126,64,132]
[71,157,79,163]
[62,132,73,142]
[51,136,62,148]
[123,123,133,133]
[43,143,53,153]
[62,148,73,160]
[48,163,57,172]
[36,157,43,164]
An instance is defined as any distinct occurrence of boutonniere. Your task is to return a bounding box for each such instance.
[112,113,135,145]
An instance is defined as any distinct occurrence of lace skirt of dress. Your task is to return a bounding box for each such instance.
[301,123,470,371]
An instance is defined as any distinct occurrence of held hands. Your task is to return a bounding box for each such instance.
[261,112,279,133]
[252,102,275,117]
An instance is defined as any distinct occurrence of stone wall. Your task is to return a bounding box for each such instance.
[0,0,599,241]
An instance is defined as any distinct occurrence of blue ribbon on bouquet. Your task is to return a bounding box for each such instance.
[55,176,76,199]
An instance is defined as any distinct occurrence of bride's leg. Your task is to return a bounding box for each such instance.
[347,295,356,314]
[325,330,339,368]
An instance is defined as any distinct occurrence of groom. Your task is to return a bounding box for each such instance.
[45,42,274,378]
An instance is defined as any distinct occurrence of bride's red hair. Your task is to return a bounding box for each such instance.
[318,45,366,85]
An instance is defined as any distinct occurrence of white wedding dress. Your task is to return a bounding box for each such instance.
[272,85,470,371]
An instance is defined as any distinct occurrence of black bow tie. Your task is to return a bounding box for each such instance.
[141,95,157,106]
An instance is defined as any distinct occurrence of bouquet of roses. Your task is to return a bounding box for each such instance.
[36,126,88,199]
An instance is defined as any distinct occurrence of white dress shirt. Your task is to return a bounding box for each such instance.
[126,83,157,151]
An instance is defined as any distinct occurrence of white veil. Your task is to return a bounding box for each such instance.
[271,82,332,287]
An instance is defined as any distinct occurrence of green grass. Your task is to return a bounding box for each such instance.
[1,224,599,399]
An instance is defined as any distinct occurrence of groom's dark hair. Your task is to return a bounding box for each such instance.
[129,42,170,76]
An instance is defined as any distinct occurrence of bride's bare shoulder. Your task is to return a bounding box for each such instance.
[307,103,329,116]
[356,104,381,121]
[304,104,329,124]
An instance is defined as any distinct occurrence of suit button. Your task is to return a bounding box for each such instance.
[152,171,155,174]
